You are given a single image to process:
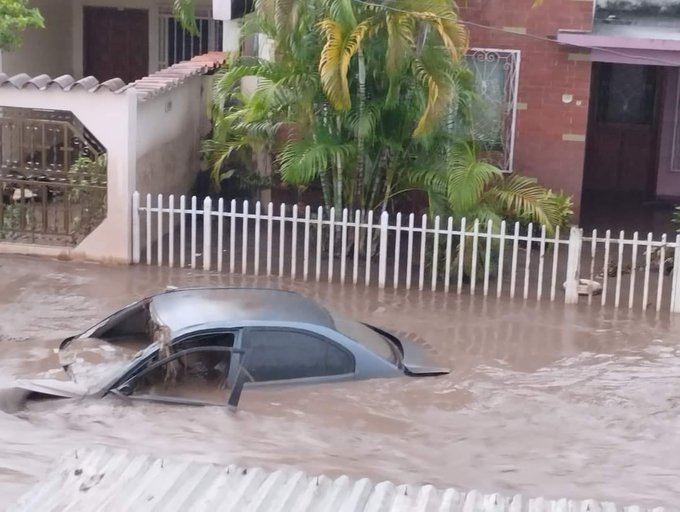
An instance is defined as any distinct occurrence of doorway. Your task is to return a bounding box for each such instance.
[83,7,149,84]
[581,62,667,232]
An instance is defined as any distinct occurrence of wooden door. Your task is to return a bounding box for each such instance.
[83,7,149,84]
[584,63,661,197]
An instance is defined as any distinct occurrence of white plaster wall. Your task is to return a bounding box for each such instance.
[0,0,73,76]
[71,0,213,79]
[135,76,210,197]
[0,88,137,263]
[134,75,213,253]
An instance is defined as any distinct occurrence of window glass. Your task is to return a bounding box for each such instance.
[450,49,519,171]
[242,329,354,382]
[467,54,507,150]
[129,349,231,403]
[597,63,657,125]
[329,311,397,363]
[176,332,234,350]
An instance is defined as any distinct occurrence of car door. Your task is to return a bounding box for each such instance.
[236,327,356,386]
[109,330,239,406]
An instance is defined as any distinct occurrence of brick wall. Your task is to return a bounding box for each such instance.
[459,0,595,217]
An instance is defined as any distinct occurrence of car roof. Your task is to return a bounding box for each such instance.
[149,287,335,333]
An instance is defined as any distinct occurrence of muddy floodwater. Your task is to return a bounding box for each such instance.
[1,254,679,509]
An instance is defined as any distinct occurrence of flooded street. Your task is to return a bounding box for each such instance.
[1,254,679,509]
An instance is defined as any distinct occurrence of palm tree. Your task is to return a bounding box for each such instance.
[273,0,470,214]
[410,141,569,233]
[203,0,571,230]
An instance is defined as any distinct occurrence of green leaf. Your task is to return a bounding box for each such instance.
[172,0,198,36]
[0,0,44,51]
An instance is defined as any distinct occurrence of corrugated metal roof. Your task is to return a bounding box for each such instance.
[9,446,666,512]
[0,52,226,100]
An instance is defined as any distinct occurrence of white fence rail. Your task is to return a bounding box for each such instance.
[132,192,680,313]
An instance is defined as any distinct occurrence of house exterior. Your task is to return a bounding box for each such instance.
[2,0,680,263]
[458,0,680,232]
[0,0,239,81]
[222,0,680,231]
[0,0,236,261]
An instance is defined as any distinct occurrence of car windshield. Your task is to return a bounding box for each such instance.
[329,311,398,363]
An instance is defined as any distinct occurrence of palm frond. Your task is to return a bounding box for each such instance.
[384,13,415,76]
[278,133,356,185]
[446,143,501,214]
[318,19,371,110]
[485,175,560,233]
[384,12,415,104]
[172,0,198,35]
[412,49,457,137]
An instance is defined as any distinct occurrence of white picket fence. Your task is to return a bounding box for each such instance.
[132,192,680,313]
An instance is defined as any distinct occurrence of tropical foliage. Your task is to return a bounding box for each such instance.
[0,0,44,51]
[204,0,473,214]
[168,0,571,245]
[412,141,572,234]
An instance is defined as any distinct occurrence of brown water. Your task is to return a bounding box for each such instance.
[0,254,679,509]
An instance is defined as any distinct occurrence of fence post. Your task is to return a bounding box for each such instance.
[378,211,389,289]
[670,235,680,313]
[203,196,212,271]
[131,191,140,264]
[564,226,582,304]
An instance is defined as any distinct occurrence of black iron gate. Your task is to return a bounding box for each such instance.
[0,107,108,246]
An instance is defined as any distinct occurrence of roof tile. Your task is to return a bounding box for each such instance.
[0,52,226,100]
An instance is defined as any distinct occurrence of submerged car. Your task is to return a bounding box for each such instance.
[12,287,449,408]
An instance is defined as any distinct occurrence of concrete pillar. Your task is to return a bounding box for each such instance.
[213,0,241,52]
[222,19,241,52]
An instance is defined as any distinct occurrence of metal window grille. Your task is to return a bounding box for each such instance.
[465,48,521,172]
[158,11,224,70]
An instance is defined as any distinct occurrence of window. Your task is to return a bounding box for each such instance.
[118,332,235,404]
[463,49,520,171]
[597,63,657,125]
[329,311,397,363]
[241,329,355,382]
[128,348,231,403]
[158,11,223,69]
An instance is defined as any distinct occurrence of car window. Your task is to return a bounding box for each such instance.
[241,329,355,382]
[329,311,398,363]
[127,348,232,403]
[175,332,234,350]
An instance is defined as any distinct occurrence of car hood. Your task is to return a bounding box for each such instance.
[11,378,88,399]
[59,337,143,393]
[368,325,450,376]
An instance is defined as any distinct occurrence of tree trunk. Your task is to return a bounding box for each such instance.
[354,48,367,211]
[334,115,344,214]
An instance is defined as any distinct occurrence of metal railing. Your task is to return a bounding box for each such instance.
[0,107,107,246]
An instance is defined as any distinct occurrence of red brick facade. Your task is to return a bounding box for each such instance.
[459,0,595,217]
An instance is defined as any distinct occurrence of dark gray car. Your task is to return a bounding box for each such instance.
[13,287,449,408]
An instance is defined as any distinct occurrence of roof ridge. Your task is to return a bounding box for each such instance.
[0,52,226,99]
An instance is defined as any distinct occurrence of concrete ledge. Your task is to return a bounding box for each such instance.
[0,242,73,259]
[0,242,128,265]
